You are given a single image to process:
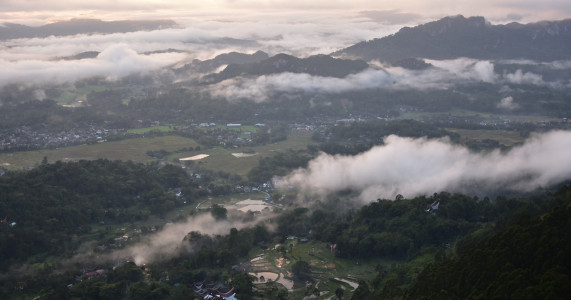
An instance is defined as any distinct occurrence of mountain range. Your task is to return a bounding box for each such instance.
[0,18,177,40]
[334,15,571,62]
[203,15,571,81]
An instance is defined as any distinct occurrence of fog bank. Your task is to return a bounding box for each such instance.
[279,130,571,202]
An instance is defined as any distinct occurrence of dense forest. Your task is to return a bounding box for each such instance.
[1,158,569,299]
[0,159,248,272]
[405,188,571,300]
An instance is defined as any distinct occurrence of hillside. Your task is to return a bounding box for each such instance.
[0,19,177,40]
[186,50,269,74]
[405,188,571,299]
[208,53,369,82]
[335,15,571,62]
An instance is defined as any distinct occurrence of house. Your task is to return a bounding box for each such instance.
[194,281,238,300]
[426,200,440,213]
[82,269,106,280]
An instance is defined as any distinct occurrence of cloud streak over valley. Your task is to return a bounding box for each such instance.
[0,44,186,86]
[279,130,571,202]
[68,213,270,266]
[210,58,569,102]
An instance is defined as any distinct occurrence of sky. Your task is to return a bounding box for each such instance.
[1,0,570,25]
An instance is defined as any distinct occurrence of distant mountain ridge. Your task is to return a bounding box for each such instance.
[207,53,369,82]
[0,19,177,40]
[177,51,270,74]
[335,15,571,62]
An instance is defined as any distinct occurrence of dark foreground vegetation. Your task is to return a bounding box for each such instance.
[1,159,569,299]
[405,197,571,300]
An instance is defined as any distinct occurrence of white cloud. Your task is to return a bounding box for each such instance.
[209,57,571,102]
[65,212,272,266]
[2,2,570,88]
[0,11,409,87]
[119,213,257,265]
[427,59,497,83]
[497,96,519,110]
[208,59,483,102]
[279,131,571,202]
[504,69,544,85]
[0,44,187,86]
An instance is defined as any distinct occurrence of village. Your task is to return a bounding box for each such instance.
[0,125,125,152]
[0,110,567,156]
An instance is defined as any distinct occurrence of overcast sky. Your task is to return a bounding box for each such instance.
[1,0,570,25]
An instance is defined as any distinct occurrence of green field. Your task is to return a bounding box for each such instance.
[127,126,176,134]
[199,124,258,133]
[401,109,560,123]
[446,128,526,146]
[55,85,108,105]
[0,132,315,174]
[0,135,199,169]
[173,132,314,176]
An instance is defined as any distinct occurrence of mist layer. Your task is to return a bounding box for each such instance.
[280,130,571,201]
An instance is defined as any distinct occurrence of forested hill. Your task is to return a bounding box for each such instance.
[207,53,369,83]
[334,15,571,62]
[405,186,571,300]
[0,159,193,271]
[0,158,569,299]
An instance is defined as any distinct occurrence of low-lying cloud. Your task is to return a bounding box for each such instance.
[69,212,269,267]
[497,96,519,110]
[0,15,408,87]
[0,44,186,86]
[210,58,569,102]
[279,130,571,202]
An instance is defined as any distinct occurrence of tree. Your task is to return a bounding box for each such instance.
[108,261,143,283]
[278,245,287,258]
[350,280,370,300]
[265,279,278,300]
[231,273,254,299]
[291,260,312,281]
[277,288,289,300]
[335,287,344,300]
[211,204,227,220]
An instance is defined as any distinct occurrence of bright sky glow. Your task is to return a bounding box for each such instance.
[1,0,569,25]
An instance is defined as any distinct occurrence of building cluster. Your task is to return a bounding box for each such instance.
[0,126,125,151]
[193,281,238,300]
